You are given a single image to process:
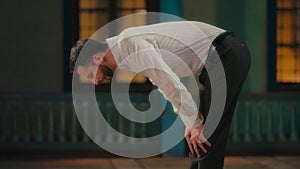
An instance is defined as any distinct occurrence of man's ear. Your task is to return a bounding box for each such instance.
[92,53,103,65]
[76,65,84,75]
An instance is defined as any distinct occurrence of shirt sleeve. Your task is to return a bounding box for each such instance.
[112,37,203,128]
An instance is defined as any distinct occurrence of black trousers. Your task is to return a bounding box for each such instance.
[189,32,251,169]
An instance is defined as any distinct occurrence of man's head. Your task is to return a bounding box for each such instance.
[69,39,114,85]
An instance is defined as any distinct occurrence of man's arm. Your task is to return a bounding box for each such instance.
[113,37,211,156]
[137,42,211,157]
[125,39,203,128]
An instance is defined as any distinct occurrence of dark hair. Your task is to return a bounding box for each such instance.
[69,39,108,73]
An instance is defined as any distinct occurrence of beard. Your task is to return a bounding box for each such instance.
[100,65,114,78]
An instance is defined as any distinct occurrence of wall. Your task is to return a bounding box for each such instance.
[183,0,267,93]
[0,0,268,93]
[0,0,63,93]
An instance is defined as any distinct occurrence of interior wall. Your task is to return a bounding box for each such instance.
[0,0,267,93]
[0,0,64,93]
[183,0,267,93]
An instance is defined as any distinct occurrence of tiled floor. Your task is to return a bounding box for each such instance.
[0,156,299,169]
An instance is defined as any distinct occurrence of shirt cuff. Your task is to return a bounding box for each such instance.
[181,113,204,129]
[193,114,204,127]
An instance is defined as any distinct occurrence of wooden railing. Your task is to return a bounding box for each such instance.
[227,93,300,154]
[0,93,299,155]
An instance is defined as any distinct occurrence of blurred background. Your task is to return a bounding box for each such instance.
[0,0,299,160]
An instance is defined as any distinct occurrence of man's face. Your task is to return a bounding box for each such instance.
[76,52,114,85]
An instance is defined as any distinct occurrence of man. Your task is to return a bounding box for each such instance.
[69,21,251,169]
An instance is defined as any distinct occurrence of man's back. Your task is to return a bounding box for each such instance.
[106,21,225,77]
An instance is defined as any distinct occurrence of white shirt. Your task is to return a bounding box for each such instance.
[106,21,225,128]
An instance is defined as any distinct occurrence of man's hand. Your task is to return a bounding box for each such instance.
[185,123,212,158]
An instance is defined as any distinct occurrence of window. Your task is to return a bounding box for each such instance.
[79,0,147,39]
[275,0,300,88]
[79,0,109,39]
[76,0,159,91]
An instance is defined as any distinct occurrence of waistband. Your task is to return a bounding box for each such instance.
[212,31,234,47]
